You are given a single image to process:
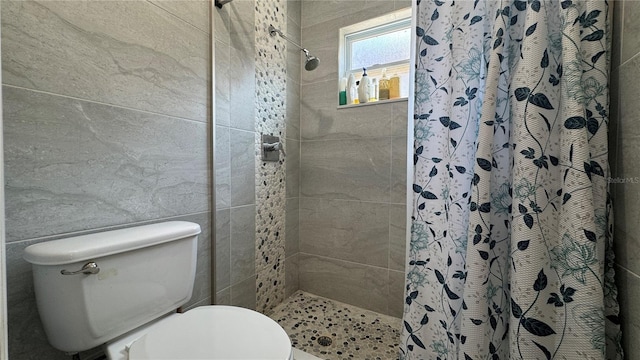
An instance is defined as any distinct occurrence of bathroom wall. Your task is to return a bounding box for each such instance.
[1,1,211,359]
[611,1,640,358]
[298,0,410,318]
[214,0,295,314]
[285,0,302,301]
[213,0,260,311]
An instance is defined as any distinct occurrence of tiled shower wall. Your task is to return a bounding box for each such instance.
[213,0,260,310]
[1,1,211,359]
[214,0,297,313]
[610,1,640,358]
[298,0,410,318]
[285,0,302,301]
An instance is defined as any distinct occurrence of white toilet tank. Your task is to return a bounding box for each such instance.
[23,221,201,353]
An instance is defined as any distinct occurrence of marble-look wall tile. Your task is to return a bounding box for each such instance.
[389,204,407,272]
[183,212,213,310]
[298,253,389,314]
[229,44,256,132]
[214,3,231,44]
[286,20,302,85]
[3,87,209,242]
[286,139,301,198]
[287,79,301,140]
[285,253,300,298]
[301,0,367,28]
[301,80,394,140]
[288,0,301,27]
[215,40,231,128]
[612,1,623,70]
[391,136,408,204]
[394,0,411,10]
[300,0,395,38]
[392,101,409,137]
[286,198,300,257]
[231,275,257,310]
[609,68,620,181]
[216,126,231,209]
[614,226,640,277]
[622,0,640,64]
[216,287,232,305]
[2,0,209,122]
[228,0,256,132]
[230,129,257,206]
[228,0,255,31]
[149,0,211,34]
[230,205,257,284]
[613,56,640,275]
[299,198,389,267]
[615,265,640,359]
[8,295,68,360]
[300,137,391,202]
[388,270,405,318]
[215,209,231,292]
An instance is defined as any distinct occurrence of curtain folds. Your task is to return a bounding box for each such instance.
[402,0,622,359]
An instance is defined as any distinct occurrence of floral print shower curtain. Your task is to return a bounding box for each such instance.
[401,0,622,359]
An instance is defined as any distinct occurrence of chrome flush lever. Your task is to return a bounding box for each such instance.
[61,262,100,275]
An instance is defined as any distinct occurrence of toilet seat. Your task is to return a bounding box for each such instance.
[128,306,292,360]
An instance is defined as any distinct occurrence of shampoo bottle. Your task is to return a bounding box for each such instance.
[347,73,357,105]
[357,68,371,104]
[389,73,400,99]
[339,77,347,105]
[379,69,390,100]
[370,78,379,102]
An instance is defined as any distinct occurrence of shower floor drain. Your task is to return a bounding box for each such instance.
[317,335,332,346]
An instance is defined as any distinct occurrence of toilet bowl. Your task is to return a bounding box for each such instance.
[23,221,293,359]
[107,306,292,360]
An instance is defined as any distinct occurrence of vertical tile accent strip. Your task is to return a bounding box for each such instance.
[254,0,287,313]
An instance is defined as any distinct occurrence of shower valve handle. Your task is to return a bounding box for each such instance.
[263,142,286,156]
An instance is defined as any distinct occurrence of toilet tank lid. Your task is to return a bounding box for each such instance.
[23,221,201,265]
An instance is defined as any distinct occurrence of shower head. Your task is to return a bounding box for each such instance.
[302,49,320,71]
[269,24,320,71]
[305,56,320,71]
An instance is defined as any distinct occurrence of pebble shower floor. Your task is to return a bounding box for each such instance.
[269,291,402,360]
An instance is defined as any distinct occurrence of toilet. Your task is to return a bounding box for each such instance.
[23,221,293,360]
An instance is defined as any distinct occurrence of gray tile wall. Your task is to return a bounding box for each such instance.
[1,2,212,358]
[214,0,299,313]
[213,0,259,310]
[610,1,640,358]
[285,0,302,300]
[298,0,409,318]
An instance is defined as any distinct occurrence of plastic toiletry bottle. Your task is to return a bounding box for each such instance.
[347,73,357,105]
[370,78,379,102]
[358,68,371,104]
[339,77,347,105]
[379,68,390,100]
[389,73,400,99]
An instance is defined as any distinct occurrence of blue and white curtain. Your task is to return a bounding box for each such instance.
[402,0,622,359]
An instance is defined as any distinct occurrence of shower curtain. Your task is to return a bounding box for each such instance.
[401,0,622,359]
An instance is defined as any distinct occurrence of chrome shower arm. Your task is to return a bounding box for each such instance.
[268,25,308,54]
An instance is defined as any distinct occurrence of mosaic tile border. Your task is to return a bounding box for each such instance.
[254,0,288,314]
